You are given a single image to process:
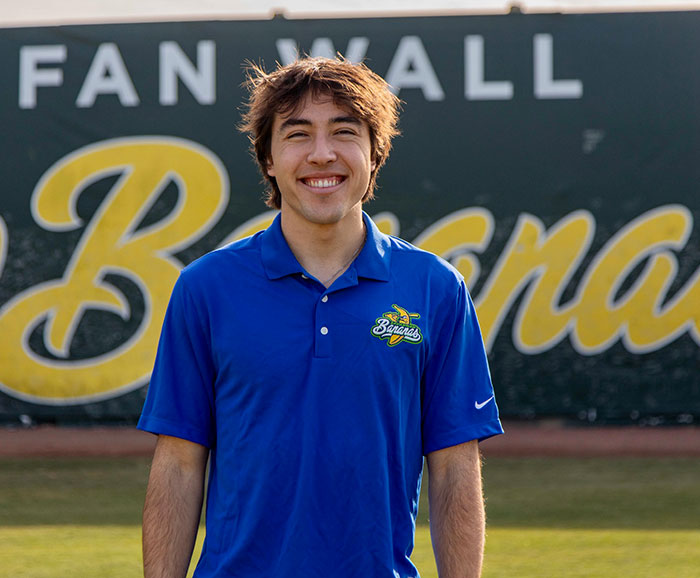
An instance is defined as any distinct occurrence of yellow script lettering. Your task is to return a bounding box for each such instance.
[413,208,494,287]
[475,211,594,351]
[572,205,699,354]
[0,137,228,403]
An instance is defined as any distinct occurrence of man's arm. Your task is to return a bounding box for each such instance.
[143,434,209,578]
[427,439,485,578]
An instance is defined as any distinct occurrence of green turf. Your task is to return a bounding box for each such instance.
[0,525,142,578]
[1,456,699,577]
[481,457,700,530]
[0,458,149,526]
[482,528,700,578]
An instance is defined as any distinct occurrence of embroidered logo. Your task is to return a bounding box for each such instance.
[371,304,423,347]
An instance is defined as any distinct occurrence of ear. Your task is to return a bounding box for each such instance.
[371,160,377,172]
[266,159,276,177]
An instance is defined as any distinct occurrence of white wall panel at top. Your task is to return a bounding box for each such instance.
[2,0,699,27]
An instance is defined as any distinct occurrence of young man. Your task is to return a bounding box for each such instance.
[139,57,503,578]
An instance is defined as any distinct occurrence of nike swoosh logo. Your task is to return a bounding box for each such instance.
[474,396,494,410]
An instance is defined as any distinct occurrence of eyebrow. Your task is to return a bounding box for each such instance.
[278,115,362,131]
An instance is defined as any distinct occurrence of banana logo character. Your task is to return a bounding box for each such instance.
[371,304,423,347]
[384,305,421,346]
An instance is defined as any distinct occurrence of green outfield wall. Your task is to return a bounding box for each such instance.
[1,11,698,424]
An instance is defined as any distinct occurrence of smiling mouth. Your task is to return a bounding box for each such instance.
[302,176,345,189]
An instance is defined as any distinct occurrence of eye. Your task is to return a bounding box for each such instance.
[335,127,358,136]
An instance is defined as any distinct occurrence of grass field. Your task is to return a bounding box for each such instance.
[1,456,699,577]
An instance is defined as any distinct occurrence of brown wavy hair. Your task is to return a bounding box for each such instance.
[239,56,401,209]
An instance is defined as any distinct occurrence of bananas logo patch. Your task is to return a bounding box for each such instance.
[371,304,423,347]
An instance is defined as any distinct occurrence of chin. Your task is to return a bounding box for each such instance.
[302,206,354,226]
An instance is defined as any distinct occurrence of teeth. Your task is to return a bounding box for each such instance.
[305,177,341,188]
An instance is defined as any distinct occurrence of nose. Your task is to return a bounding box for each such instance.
[307,134,337,165]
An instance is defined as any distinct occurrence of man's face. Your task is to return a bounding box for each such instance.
[267,92,376,230]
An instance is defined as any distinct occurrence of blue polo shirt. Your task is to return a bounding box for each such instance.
[138,212,503,578]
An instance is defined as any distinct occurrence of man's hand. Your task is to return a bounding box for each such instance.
[143,435,209,578]
[427,440,485,578]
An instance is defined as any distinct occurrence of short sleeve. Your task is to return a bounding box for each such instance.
[137,274,216,448]
[421,280,503,455]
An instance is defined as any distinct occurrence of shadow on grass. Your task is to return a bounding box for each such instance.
[418,457,700,530]
[2,457,700,531]
[481,457,700,530]
[0,457,151,526]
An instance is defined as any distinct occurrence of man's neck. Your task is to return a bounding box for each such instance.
[280,212,366,288]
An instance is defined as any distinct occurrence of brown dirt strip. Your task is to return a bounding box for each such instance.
[483,421,700,458]
[0,425,156,458]
[1,421,699,458]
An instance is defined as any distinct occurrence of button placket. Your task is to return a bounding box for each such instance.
[314,292,332,358]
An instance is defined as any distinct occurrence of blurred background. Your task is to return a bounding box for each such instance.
[2,0,699,427]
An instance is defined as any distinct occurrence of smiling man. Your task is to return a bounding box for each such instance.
[138,57,503,578]
[267,94,374,285]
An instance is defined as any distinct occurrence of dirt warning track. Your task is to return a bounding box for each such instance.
[1,421,699,458]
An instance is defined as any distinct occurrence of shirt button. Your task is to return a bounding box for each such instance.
[320,327,329,335]
[321,295,328,303]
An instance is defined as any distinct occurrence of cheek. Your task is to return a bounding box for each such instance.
[266,140,284,177]
[267,144,302,179]
[349,144,374,172]
[361,145,375,172]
